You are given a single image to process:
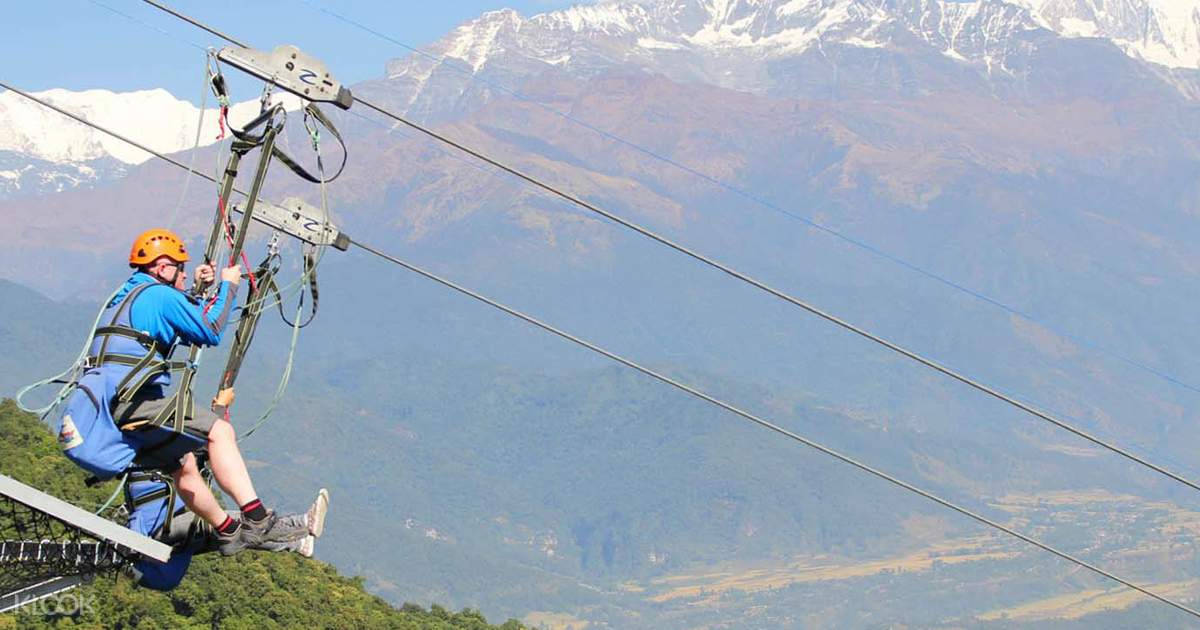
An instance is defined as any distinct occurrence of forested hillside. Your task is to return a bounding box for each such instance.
[0,400,524,630]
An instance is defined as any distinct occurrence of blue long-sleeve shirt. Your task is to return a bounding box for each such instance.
[111,272,238,349]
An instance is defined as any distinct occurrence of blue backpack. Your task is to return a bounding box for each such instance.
[56,370,138,478]
[57,282,204,478]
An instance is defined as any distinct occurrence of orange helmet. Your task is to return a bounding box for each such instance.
[128,228,190,267]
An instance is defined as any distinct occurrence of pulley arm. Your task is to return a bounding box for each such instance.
[217,45,353,110]
[193,104,286,297]
[213,256,280,415]
[230,197,349,251]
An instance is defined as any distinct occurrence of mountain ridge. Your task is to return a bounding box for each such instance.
[5,0,1200,179]
[1018,0,1200,68]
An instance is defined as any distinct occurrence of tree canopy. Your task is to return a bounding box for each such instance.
[0,400,524,630]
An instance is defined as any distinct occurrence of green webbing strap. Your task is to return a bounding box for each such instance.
[123,470,179,544]
[119,364,194,435]
[113,350,164,403]
[169,372,193,434]
[227,105,277,149]
[89,284,181,404]
[126,395,189,469]
[93,325,158,347]
[93,355,160,367]
[93,284,152,367]
[277,249,319,328]
[219,257,279,395]
[126,483,170,508]
[301,103,347,182]
[91,324,192,405]
[115,360,189,405]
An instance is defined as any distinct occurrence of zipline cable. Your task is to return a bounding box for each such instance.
[299,0,1200,400]
[134,0,1200,497]
[85,0,205,51]
[6,75,1199,622]
[349,238,1200,622]
[86,0,1200,483]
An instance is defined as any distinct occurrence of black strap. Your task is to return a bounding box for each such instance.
[229,103,347,184]
[93,325,158,347]
[228,105,278,147]
[127,485,171,508]
[113,351,165,404]
[123,470,179,544]
[278,249,320,328]
[76,382,100,412]
[219,256,280,394]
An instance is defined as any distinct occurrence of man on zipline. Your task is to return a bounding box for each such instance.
[58,228,324,556]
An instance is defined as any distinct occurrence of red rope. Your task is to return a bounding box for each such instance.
[235,248,258,297]
[204,193,259,313]
[216,105,228,141]
[217,195,259,289]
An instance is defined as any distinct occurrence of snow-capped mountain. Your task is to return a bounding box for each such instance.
[371,0,1200,122]
[380,0,1047,106]
[0,88,303,165]
[0,88,214,166]
[0,88,303,199]
[0,149,127,199]
[1016,0,1200,69]
[3,0,1196,200]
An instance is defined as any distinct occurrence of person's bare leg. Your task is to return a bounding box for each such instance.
[207,419,258,506]
[173,453,229,527]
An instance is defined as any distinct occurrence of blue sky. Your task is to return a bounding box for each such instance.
[2,0,584,102]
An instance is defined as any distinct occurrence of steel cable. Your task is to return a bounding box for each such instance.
[298,0,1200,400]
[131,1,1200,498]
[6,74,1200,621]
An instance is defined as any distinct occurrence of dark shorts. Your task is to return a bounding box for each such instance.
[112,392,218,471]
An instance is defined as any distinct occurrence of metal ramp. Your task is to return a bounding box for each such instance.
[0,473,171,613]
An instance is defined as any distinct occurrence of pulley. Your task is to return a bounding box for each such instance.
[217,45,353,110]
[231,197,350,251]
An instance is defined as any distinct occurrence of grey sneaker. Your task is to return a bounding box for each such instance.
[260,532,315,557]
[217,523,249,557]
[241,510,309,546]
[307,489,329,538]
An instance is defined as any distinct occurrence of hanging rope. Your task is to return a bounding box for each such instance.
[240,108,333,441]
[14,285,121,417]
[165,50,212,229]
